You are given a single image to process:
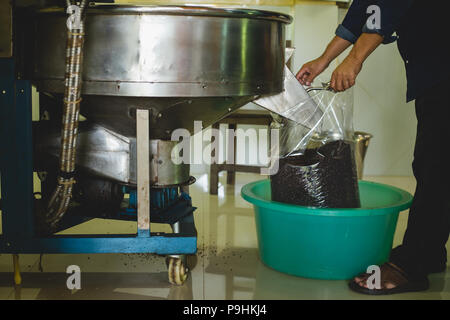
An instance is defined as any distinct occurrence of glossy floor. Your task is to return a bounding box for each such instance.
[0,173,448,300]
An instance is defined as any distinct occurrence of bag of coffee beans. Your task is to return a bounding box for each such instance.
[270,140,360,208]
[269,84,360,208]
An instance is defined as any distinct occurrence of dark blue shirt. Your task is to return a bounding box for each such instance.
[336,1,449,102]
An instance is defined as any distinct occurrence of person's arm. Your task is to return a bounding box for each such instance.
[296,36,352,86]
[337,0,374,43]
[296,0,370,86]
[330,32,383,91]
[297,0,415,91]
[330,0,415,91]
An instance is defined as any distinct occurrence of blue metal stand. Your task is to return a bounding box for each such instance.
[0,58,197,255]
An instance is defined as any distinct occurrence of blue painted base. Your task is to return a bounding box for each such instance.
[0,234,197,254]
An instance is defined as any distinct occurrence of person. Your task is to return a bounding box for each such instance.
[296,0,449,295]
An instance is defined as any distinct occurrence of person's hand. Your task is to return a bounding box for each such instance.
[296,57,330,86]
[330,56,362,92]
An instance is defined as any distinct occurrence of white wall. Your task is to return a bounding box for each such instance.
[352,44,416,176]
[291,3,339,76]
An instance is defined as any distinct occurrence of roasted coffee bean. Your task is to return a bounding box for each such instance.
[270,140,360,208]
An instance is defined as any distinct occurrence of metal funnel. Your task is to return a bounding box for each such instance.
[253,48,324,130]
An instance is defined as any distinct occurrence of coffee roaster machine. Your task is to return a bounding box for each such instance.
[0,0,291,285]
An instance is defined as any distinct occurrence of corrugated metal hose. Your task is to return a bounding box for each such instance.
[41,0,90,230]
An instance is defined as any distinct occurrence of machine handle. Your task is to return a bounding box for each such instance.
[306,82,335,93]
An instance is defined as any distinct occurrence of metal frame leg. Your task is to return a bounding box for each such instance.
[136,109,150,237]
[209,123,220,195]
[12,254,21,285]
[226,123,236,185]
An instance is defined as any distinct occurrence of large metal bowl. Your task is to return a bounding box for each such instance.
[30,5,292,138]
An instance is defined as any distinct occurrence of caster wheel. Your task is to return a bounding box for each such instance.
[167,257,188,286]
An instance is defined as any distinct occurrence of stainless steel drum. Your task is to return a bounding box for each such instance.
[32,5,292,138]
[29,5,291,185]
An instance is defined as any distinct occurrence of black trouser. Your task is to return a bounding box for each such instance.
[390,79,450,278]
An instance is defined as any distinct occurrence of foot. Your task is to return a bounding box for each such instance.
[349,262,429,295]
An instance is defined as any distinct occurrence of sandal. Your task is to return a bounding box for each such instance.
[348,262,429,295]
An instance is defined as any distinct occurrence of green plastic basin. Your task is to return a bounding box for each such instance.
[241,180,413,280]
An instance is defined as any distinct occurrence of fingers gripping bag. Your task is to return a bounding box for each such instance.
[269,82,360,208]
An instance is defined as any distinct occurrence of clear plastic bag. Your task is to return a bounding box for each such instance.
[270,82,360,208]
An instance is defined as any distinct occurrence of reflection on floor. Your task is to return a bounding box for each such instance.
[0,173,448,300]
